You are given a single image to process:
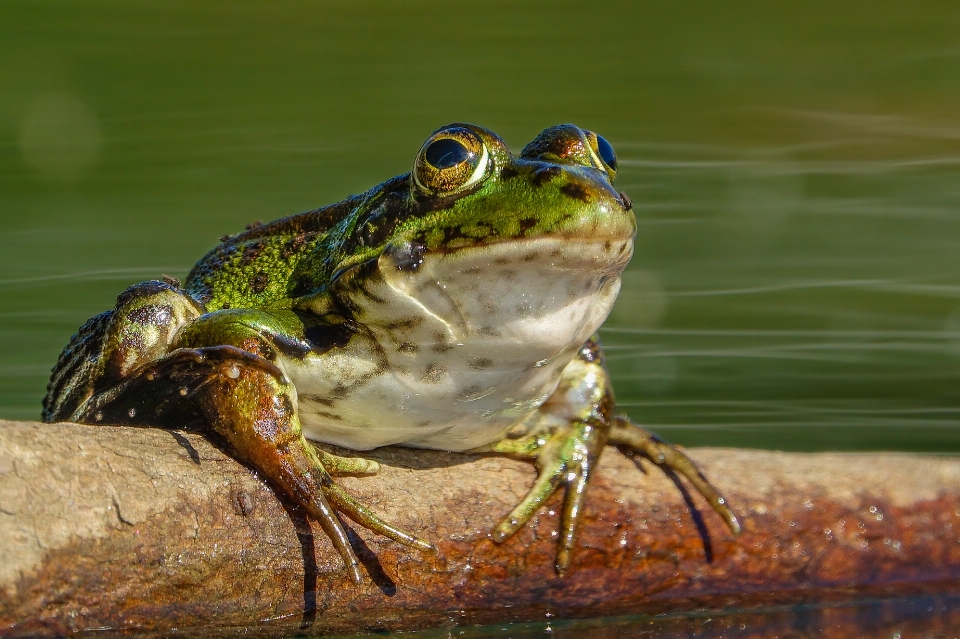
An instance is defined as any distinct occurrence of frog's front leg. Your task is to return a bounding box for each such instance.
[476,337,741,574]
[83,309,434,584]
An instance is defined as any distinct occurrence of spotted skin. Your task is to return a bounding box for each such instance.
[43,123,740,584]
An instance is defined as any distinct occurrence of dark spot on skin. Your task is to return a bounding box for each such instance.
[385,317,422,331]
[493,257,510,265]
[619,242,628,254]
[463,266,482,275]
[519,217,539,234]
[501,269,518,282]
[619,190,633,210]
[240,242,264,265]
[316,411,343,422]
[561,183,591,202]
[478,326,502,338]
[331,384,349,399]
[221,303,231,310]
[532,165,562,186]
[398,342,419,354]
[303,323,355,356]
[500,166,520,179]
[249,273,269,294]
[302,395,335,407]
[281,235,307,260]
[523,252,540,262]
[603,241,612,253]
[470,358,493,370]
[127,304,173,326]
[432,332,454,353]
[457,384,484,401]
[415,420,433,428]
[516,302,532,317]
[420,363,448,384]
[521,126,586,162]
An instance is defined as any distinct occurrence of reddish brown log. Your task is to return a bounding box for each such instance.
[1,419,959,637]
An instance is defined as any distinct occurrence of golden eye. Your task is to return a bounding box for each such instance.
[414,127,489,195]
[583,130,618,181]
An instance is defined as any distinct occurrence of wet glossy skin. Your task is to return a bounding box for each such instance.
[43,124,740,584]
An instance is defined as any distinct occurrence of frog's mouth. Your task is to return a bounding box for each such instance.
[365,235,634,342]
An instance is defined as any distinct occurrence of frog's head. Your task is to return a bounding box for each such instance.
[323,123,635,346]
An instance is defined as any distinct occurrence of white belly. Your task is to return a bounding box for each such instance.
[285,237,630,451]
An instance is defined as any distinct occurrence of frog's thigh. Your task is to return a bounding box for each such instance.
[173,310,379,476]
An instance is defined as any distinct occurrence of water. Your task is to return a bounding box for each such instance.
[2,2,960,450]
[329,596,960,639]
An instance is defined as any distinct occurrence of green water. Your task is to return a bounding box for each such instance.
[2,0,960,452]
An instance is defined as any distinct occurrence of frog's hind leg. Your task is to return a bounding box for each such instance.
[608,416,742,536]
[89,339,433,584]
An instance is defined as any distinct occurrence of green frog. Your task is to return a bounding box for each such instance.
[42,124,740,584]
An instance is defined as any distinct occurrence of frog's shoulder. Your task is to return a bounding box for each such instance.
[182,187,374,310]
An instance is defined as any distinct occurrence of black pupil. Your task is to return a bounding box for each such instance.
[596,134,617,171]
[425,138,471,169]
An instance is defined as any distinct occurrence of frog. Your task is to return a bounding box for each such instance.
[42,123,740,585]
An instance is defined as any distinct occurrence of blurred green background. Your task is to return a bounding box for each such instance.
[2,0,960,452]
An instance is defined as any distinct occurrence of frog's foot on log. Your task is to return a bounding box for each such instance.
[78,345,435,585]
[478,414,741,575]
[478,417,607,574]
[609,416,742,537]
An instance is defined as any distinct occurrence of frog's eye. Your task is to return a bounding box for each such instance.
[414,127,489,196]
[583,130,618,181]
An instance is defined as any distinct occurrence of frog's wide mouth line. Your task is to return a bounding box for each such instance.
[329,234,635,291]
[383,234,636,275]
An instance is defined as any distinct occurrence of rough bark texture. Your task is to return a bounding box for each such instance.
[1,419,959,638]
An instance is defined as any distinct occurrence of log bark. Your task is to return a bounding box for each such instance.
[1,418,959,638]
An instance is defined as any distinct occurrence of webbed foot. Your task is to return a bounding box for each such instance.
[486,416,740,573]
[609,415,742,536]
[483,418,607,573]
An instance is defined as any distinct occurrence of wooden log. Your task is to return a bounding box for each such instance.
[1,419,959,637]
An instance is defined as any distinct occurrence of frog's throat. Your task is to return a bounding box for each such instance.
[370,235,633,343]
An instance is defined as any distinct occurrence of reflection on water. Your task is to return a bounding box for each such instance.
[348,596,960,639]
[1,0,960,452]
